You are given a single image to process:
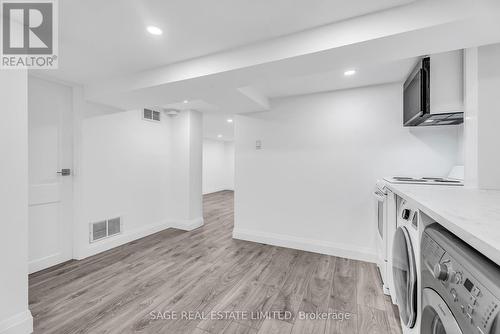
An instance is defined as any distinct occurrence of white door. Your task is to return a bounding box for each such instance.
[28,77,73,273]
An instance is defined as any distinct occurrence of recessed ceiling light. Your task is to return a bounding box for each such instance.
[217,134,223,138]
[344,69,356,76]
[183,100,188,104]
[227,119,233,123]
[147,26,163,36]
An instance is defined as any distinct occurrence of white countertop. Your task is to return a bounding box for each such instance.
[385,183,500,266]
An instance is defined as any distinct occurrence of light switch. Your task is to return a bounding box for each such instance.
[256,140,262,150]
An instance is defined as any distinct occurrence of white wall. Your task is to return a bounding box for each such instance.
[0,71,33,333]
[77,109,172,257]
[234,83,462,261]
[189,112,203,220]
[170,110,203,222]
[203,139,235,194]
[477,43,500,189]
[463,48,479,188]
[463,43,500,190]
[83,101,123,119]
[75,109,203,259]
[226,142,235,190]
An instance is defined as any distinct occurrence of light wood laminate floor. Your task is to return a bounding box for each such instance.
[29,190,402,334]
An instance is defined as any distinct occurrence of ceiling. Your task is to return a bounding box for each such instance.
[254,58,418,99]
[82,0,500,112]
[161,99,235,141]
[32,0,500,141]
[199,58,418,141]
[44,0,415,84]
[203,113,235,141]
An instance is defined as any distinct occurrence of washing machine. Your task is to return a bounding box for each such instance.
[392,198,421,333]
[421,224,500,334]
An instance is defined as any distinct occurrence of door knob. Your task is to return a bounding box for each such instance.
[57,169,71,176]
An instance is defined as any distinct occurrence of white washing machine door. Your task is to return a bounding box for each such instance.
[421,288,463,334]
[392,225,417,328]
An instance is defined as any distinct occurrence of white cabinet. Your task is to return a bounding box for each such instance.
[430,50,464,114]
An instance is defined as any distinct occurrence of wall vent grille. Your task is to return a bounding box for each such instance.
[90,217,122,243]
[143,108,161,122]
[107,217,121,236]
[91,221,107,241]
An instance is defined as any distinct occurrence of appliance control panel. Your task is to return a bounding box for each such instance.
[422,233,500,334]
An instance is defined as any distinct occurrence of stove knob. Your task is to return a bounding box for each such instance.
[401,209,411,220]
[433,263,449,281]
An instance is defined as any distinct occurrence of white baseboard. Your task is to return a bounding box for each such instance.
[29,253,64,274]
[75,220,171,260]
[232,228,377,263]
[74,217,204,260]
[203,189,234,195]
[169,217,204,231]
[0,310,33,334]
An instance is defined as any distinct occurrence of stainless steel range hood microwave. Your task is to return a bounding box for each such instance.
[403,50,464,127]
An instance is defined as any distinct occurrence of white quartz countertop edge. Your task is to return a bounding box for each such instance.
[385,183,500,267]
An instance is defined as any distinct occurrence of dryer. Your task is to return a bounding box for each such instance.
[421,224,500,334]
[392,198,421,333]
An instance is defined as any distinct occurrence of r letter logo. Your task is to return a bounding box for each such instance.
[1,0,58,68]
